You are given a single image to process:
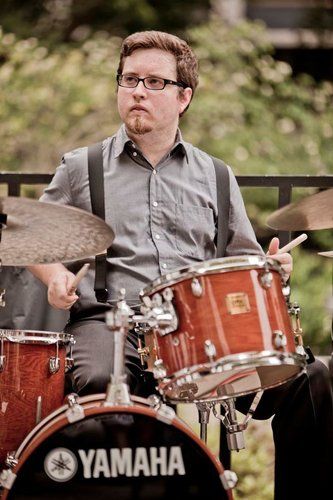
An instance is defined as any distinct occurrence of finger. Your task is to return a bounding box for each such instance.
[267,237,280,255]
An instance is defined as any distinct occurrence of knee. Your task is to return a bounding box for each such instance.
[75,370,110,396]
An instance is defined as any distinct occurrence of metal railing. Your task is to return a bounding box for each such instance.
[1,172,333,246]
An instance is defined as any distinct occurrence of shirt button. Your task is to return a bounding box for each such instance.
[152,201,158,207]
[155,234,160,240]
[162,263,167,269]
[152,169,157,175]
[133,151,138,157]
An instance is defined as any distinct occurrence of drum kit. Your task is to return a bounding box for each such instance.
[0,188,332,499]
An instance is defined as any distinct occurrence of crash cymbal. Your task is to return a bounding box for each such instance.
[267,188,333,231]
[0,197,114,265]
[318,251,333,258]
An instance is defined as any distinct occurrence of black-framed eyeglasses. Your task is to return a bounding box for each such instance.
[117,74,187,91]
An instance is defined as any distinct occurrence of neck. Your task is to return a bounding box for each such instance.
[126,125,178,167]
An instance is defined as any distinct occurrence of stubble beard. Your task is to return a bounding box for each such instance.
[126,116,153,135]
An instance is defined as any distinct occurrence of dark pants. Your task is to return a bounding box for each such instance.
[64,318,156,398]
[220,359,333,500]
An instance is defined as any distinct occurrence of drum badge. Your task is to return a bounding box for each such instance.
[44,447,78,482]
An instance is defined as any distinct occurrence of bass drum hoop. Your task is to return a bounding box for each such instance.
[8,393,229,496]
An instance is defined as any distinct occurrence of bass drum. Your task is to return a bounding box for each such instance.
[0,394,234,499]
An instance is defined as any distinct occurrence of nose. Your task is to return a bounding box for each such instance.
[132,79,147,98]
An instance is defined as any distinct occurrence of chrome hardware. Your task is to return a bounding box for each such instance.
[49,357,60,374]
[0,335,5,372]
[196,402,212,443]
[0,288,5,307]
[289,301,306,355]
[65,356,74,372]
[156,404,176,425]
[191,277,203,297]
[5,452,18,469]
[49,339,60,373]
[273,330,287,350]
[204,340,216,362]
[220,470,238,490]
[0,469,17,490]
[147,394,162,410]
[138,287,178,336]
[152,293,163,307]
[153,359,167,379]
[36,396,42,424]
[65,338,75,372]
[65,393,85,423]
[213,391,263,452]
[137,339,150,366]
[259,270,273,289]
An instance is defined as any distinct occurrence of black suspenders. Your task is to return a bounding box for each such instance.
[87,142,109,303]
[87,143,230,302]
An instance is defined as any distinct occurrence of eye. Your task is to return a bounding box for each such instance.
[146,77,163,88]
[123,75,137,84]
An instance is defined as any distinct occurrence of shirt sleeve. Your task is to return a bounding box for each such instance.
[40,157,73,205]
[225,166,264,256]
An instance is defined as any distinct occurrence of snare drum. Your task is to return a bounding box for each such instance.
[0,330,74,466]
[141,256,306,403]
[0,394,234,499]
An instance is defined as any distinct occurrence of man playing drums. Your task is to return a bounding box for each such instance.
[29,31,333,499]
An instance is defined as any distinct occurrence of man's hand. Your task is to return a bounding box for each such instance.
[47,270,79,310]
[267,237,293,279]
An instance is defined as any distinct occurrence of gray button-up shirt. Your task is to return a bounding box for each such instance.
[41,125,262,315]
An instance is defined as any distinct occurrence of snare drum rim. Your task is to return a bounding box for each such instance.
[158,350,306,403]
[140,255,282,297]
[6,395,228,494]
[0,329,74,345]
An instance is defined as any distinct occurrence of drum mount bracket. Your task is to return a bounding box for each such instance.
[212,391,264,452]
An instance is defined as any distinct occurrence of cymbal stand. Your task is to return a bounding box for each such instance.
[104,289,134,406]
[212,390,263,451]
[104,288,177,406]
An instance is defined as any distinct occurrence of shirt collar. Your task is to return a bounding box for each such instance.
[113,124,189,163]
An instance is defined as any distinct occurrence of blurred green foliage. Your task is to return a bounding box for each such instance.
[1,15,332,351]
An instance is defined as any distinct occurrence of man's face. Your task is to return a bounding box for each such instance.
[117,48,192,136]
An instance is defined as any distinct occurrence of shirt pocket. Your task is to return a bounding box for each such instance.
[174,203,216,259]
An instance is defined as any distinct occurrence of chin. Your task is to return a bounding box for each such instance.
[126,117,153,135]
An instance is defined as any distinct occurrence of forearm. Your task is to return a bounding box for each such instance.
[27,263,69,287]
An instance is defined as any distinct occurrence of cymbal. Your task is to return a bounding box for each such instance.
[267,188,333,231]
[0,197,114,265]
[318,251,333,258]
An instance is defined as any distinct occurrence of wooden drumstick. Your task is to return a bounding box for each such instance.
[69,263,90,294]
[278,233,308,253]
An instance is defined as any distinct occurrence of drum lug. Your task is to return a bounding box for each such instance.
[204,340,216,362]
[65,356,74,372]
[272,330,287,350]
[0,335,5,372]
[0,288,5,307]
[5,452,18,469]
[259,270,273,289]
[49,356,60,374]
[65,393,85,423]
[220,470,238,490]
[153,359,167,379]
[0,468,17,490]
[191,277,203,297]
[0,355,5,372]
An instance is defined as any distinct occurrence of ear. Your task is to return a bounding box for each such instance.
[178,87,192,115]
